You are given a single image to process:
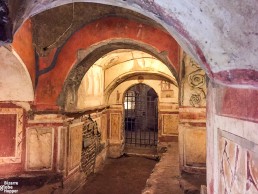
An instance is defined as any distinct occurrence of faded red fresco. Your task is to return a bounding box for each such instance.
[12,19,35,87]
[0,103,25,176]
[0,114,16,157]
[220,87,258,122]
[34,17,180,110]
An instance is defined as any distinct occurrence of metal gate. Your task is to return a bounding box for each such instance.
[124,84,158,147]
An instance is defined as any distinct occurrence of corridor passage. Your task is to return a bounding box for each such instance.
[73,156,157,194]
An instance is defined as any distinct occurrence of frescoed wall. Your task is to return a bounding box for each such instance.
[0,46,34,101]
[77,64,104,109]
[179,52,207,174]
[207,83,258,194]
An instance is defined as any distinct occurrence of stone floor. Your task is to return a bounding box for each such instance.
[142,142,206,194]
[73,155,157,194]
[15,142,206,194]
[73,142,206,194]
[142,142,183,194]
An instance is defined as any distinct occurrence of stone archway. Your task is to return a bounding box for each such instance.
[58,40,178,111]
[3,2,258,194]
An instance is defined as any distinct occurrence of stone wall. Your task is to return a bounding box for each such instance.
[0,100,108,186]
[62,111,107,181]
[81,116,104,176]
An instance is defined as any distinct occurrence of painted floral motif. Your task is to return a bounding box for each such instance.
[188,73,205,88]
[181,52,206,107]
[187,58,206,107]
[189,93,202,107]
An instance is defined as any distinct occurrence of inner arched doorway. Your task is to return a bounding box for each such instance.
[124,83,158,148]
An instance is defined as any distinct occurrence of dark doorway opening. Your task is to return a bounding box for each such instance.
[124,84,158,148]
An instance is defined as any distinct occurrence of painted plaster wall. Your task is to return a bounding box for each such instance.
[77,49,176,109]
[219,126,258,194]
[178,106,206,174]
[107,105,124,158]
[181,53,206,108]
[178,53,207,173]
[12,20,35,87]
[26,128,54,170]
[26,114,63,173]
[0,102,74,176]
[0,46,34,101]
[76,49,177,110]
[77,64,104,109]
[0,104,25,176]
[33,17,179,109]
[101,50,175,89]
[207,82,258,194]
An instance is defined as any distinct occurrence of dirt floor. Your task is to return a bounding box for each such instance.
[73,155,157,194]
[11,143,205,194]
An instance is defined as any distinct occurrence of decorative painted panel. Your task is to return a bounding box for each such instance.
[101,114,107,142]
[26,128,53,170]
[181,52,206,107]
[179,125,206,172]
[110,113,121,141]
[77,64,104,109]
[247,151,258,194]
[68,122,83,172]
[184,129,206,166]
[162,114,179,135]
[0,108,23,164]
[0,114,16,157]
[57,126,67,172]
[219,136,258,194]
[160,81,174,98]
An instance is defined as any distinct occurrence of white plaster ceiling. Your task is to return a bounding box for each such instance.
[94,49,175,80]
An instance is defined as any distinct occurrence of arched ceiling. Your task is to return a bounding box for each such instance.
[6,0,258,87]
[0,46,34,101]
[0,0,257,111]
[30,3,166,55]
[94,49,177,91]
[75,49,177,111]
[9,12,179,110]
[29,16,179,110]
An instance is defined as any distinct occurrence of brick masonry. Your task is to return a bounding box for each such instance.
[81,116,104,177]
